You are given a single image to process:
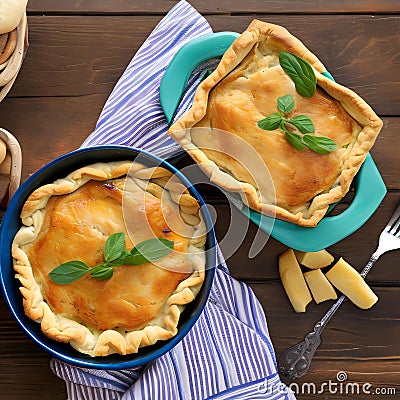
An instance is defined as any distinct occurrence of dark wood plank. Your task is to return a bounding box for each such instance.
[0,97,397,284]
[206,15,400,116]
[373,118,400,188]
[213,192,400,283]
[1,284,398,399]
[0,3,398,399]
[0,94,106,178]
[0,305,65,399]
[0,85,399,188]
[254,283,400,399]
[254,284,400,361]
[27,0,400,15]
[283,361,399,400]
[3,14,399,115]
[0,98,398,280]
[11,16,156,97]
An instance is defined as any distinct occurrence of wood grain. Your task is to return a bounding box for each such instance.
[213,192,400,283]
[0,92,398,188]
[0,284,398,399]
[3,14,399,115]
[27,0,400,15]
[259,284,400,400]
[0,1,399,399]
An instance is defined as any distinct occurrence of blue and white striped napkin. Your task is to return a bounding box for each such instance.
[50,1,296,399]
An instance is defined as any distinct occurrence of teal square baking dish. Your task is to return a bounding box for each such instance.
[160,32,386,252]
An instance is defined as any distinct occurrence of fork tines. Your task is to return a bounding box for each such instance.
[386,202,400,236]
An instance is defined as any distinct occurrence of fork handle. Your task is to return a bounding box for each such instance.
[360,251,380,278]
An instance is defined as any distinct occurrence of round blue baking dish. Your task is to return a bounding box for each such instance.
[0,145,217,369]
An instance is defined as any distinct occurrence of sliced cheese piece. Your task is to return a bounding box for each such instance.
[279,248,312,313]
[294,249,334,269]
[304,269,337,304]
[325,257,378,309]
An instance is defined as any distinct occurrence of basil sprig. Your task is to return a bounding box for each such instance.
[277,94,295,113]
[48,261,90,284]
[48,232,174,285]
[257,94,337,154]
[302,135,337,154]
[279,52,317,98]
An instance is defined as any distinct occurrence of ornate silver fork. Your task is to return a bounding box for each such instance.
[279,201,400,380]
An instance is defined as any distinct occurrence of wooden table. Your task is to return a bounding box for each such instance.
[0,1,399,399]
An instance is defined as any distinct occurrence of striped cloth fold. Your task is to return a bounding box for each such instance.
[50,1,296,399]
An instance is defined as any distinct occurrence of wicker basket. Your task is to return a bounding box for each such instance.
[0,13,28,102]
[0,128,22,206]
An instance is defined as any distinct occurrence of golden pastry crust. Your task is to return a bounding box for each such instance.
[12,161,206,356]
[169,20,383,226]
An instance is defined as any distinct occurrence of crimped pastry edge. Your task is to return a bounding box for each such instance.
[12,160,206,357]
[168,19,383,227]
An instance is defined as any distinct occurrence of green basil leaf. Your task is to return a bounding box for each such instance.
[279,52,316,98]
[257,113,283,131]
[277,94,295,113]
[123,251,148,266]
[48,261,89,284]
[104,232,126,262]
[49,235,175,285]
[125,238,174,265]
[90,267,114,281]
[89,263,107,275]
[282,124,307,150]
[303,135,337,154]
[288,115,315,134]
[107,250,132,266]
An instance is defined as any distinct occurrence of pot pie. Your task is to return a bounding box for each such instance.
[169,20,383,227]
[12,161,206,357]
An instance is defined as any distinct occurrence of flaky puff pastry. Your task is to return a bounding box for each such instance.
[12,161,206,357]
[169,20,383,226]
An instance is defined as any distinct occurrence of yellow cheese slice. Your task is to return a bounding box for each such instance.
[279,249,312,313]
[304,269,338,304]
[325,257,378,309]
[294,249,334,269]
